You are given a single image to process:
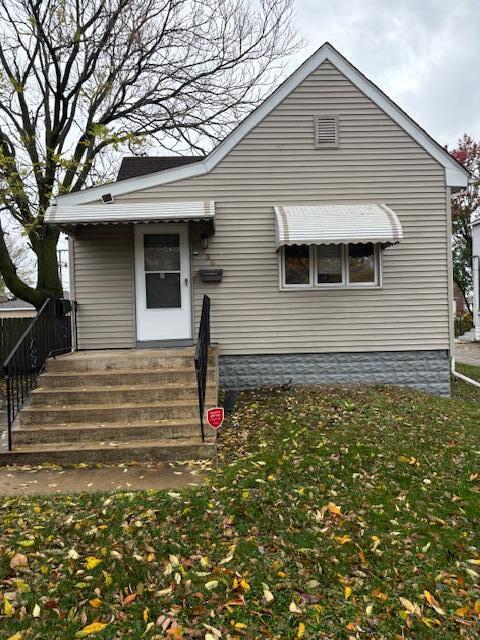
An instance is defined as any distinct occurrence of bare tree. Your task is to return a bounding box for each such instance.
[0,0,299,308]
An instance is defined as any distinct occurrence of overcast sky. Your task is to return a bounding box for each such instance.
[290,0,479,149]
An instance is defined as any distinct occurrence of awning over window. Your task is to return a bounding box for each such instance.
[273,204,403,249]
[45,200,215,225]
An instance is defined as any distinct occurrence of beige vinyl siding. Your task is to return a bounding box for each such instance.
[73,225,135,349]
[74,60,450,354]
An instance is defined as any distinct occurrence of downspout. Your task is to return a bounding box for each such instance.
[451,357,480,389]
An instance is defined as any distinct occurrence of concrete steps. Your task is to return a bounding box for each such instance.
[30,384,216,405]
[4,347,219,466]
[14,419,213,445]
[2,438,216,466]
[38,368,202,388]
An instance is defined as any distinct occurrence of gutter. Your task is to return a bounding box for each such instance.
[451,357,480,389]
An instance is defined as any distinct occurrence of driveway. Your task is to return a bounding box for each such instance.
[455,341,480,367]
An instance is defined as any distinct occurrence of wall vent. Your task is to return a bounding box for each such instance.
[314,115,338,148]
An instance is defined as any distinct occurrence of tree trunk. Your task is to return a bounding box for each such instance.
[31,229,63,309]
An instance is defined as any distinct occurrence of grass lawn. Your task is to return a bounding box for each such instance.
[1,378,480,639]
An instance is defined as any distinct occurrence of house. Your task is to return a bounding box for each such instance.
[46,40,470,394]
[3,42,469,464]
[0,297,36,319]
[453,281,469,316]
[472,219,480,340]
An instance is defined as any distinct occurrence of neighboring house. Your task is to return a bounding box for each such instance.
[472,219,480,341]
[0,297,36,319]
[453,280,469,316]
[45,42,469,398]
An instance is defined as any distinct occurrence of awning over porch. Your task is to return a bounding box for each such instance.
[273,203,403,249]
[45,200,215,225]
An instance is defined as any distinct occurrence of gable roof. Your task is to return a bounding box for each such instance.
[52,42,469,208]
[117,156,201,181]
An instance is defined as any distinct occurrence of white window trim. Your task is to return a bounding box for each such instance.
[279,243,382,291]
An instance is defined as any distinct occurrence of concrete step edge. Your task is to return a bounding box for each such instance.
[0,439,216,466]
[33,383,216,394]
[21,399,206,413]
[15,418,203,433]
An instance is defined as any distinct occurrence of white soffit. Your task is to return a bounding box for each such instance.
[274,204,404,249]
[45,201,215,224]
[53,42,469,208]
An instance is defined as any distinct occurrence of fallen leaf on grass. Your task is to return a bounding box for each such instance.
[4,597,15,616]
[75,622,108,637]
[89,598,102,608]
[205,580,219,591]
[123,593,137,605]
[85,557,102,570]
[10,553,28,570]
[423,590,445,616]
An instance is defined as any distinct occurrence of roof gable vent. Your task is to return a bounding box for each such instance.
[314,115,338,148]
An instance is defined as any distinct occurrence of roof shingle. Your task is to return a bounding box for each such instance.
[116,156,202,181]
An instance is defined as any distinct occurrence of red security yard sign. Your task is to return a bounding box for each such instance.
[207,407,224,430]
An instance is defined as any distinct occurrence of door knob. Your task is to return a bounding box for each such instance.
[184,277,188,286]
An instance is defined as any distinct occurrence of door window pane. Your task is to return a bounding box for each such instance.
[348,243,375,283]
[144,234,180,271]
[317,244,343,283]
[284,245,310,285]
[145,273,181,308]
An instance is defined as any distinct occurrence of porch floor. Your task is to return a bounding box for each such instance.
[2,346,218,466]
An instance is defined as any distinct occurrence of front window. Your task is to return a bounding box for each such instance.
[281,243,380,288]
[284,244,310,285]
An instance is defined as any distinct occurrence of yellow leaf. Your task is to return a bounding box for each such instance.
[474,600,480,615]
[234,622,247,629]
[468,559,480,565]
[18,539,35,547]
[366,604,373,615]
[6,633,23,640]
[32,603,41,618]
[147,552,155,562]
[344,586,352,599]
[297,622,305,638]
[85,557,102,570]
[335,535,351,545]
[143,608,149,622]
[373,588,388,601]
[75,622,108,637]
[15,579,30,593]
[4,598,15,616]
[423,590,445,616]
[89,598,102,608]
[240,578,250,591]
[455,606,470,617]
[327,502,341,516]
[102,571,112,587]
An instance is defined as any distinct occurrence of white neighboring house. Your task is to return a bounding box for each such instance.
[473,219,480,341]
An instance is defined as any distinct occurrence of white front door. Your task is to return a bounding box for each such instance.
[134,224,191,341]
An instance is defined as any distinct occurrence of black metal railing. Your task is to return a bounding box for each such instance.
[3,298,73,450]
[194,295,211,442]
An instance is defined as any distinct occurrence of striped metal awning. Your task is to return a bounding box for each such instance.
[45,201,215,225]
[274,204,403,249]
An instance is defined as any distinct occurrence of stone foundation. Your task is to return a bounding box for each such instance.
[219,350,451,396]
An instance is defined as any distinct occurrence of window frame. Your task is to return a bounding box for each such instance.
[279,243,382,290]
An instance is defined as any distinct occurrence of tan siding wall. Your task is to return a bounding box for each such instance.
[74,61,450,354]
[73,225,135,349]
